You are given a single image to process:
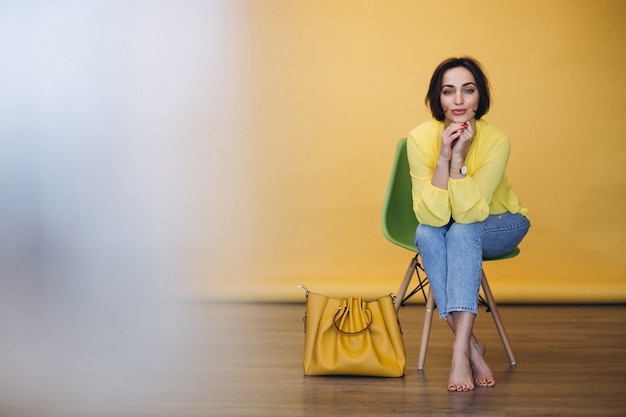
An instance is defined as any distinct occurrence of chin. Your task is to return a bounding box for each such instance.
[447,115,472,124]
[459,115,476,123]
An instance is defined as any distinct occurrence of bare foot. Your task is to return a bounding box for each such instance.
[469,339,495,387]
[448,348,475,392]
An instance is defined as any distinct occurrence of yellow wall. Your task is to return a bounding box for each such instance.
[194,0,626,303]
[2,1,624,304]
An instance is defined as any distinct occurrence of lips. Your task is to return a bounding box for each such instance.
[452,109,467,115]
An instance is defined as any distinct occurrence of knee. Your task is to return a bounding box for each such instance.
[415,224,445,249]
[447,222,481,243]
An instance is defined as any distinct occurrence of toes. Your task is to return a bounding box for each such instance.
[448,383,462,392]
[448,382,475,391]
[474,376,495,387]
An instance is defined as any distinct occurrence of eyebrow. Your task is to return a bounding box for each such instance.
[441,82,477,89]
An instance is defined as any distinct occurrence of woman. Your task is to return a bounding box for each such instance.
[407,57,530,391]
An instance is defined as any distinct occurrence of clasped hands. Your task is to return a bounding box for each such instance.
[439,121,474,170]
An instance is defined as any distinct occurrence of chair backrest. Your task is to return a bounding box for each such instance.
[382,138,419,252]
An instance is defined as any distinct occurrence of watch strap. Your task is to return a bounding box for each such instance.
[451,165,467,175]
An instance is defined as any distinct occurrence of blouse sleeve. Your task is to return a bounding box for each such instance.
[448,132,510,223]
[407,125,452,227]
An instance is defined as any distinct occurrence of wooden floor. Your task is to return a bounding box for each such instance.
[5,302,626,416]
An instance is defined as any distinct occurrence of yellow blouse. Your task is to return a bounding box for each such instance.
[407,118,529,227]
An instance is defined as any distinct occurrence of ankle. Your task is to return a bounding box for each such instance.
[452,339,470,352]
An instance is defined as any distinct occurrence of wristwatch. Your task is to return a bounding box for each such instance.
[451,165,468,175]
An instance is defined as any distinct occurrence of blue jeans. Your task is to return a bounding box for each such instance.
[414,213,530,318]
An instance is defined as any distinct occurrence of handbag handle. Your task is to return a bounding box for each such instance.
[333,303,372,335]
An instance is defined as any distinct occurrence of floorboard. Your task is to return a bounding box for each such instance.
[3,303,625,416]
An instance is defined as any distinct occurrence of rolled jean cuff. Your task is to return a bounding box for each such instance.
[440,305,477,318]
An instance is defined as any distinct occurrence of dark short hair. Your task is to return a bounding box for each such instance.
[425,57,491,121]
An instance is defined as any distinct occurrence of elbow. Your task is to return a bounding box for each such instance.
[451,204,490,224]
[415,207,451,228]
[416,215,450,228]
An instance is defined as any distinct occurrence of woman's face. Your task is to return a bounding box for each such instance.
[440,66,480,125]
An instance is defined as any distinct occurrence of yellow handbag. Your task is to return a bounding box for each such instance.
[299,286,406,377]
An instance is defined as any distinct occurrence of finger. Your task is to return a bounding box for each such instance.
[449,123,466,134]
[442,131,460,146]
[450,125,466,139]
[456,125,473,142]
[443,123,468,147]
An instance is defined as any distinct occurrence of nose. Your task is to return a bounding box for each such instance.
[454,90,463,105]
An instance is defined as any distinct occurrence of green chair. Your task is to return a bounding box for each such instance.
[382,138,517,370]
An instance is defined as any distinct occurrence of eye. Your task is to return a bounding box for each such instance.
[464,88,475,94]
[441,89,454,95]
